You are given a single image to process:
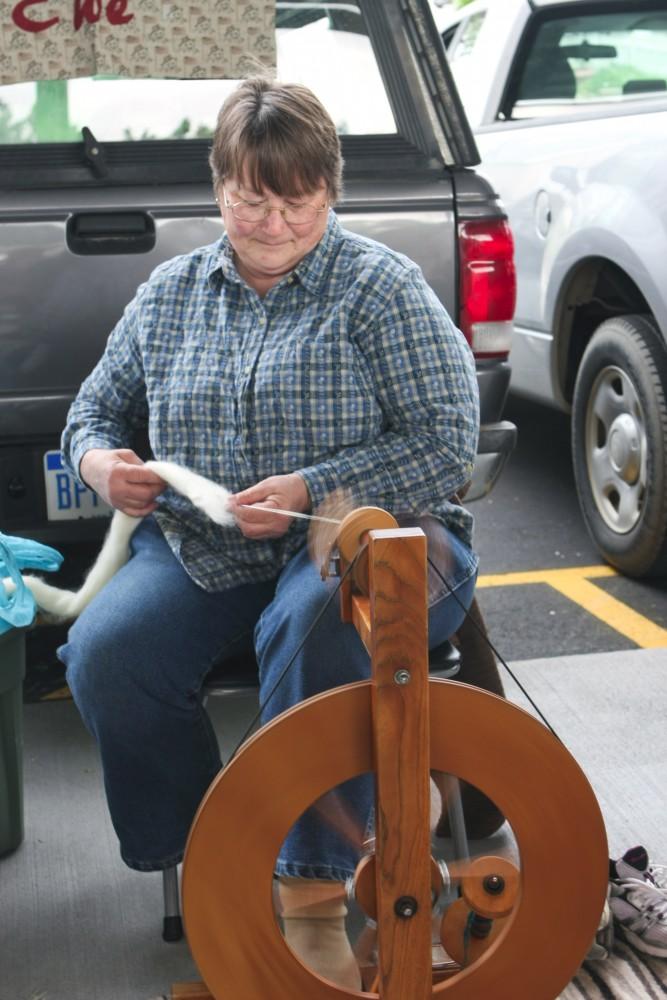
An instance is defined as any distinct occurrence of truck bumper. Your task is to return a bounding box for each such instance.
[467,420,518,502]
[467,360,517,501]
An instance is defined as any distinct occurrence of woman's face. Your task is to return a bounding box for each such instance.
[219,176,329,292]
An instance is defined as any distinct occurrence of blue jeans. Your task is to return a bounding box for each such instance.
[59,516,477,876]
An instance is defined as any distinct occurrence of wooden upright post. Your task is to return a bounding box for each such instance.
[366,527,432,999]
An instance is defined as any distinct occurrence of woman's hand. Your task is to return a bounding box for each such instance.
[229,474,311,540]
[79,448,166,517]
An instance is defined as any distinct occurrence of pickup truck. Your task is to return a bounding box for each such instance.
[0,0,516,546]
[433,0,667,578]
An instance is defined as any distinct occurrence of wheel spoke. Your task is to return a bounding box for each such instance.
[616,479,643,531]
[591,371,625,428]
[589,444,614,491]
[589,445,624,499]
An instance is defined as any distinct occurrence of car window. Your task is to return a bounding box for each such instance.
[510,8,667,119]
[0,1,396,145]
[437,8,487,122]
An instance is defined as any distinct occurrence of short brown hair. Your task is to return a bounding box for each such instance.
[209,77,343,202]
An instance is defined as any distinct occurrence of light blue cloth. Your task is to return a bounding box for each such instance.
[0,533,63,636]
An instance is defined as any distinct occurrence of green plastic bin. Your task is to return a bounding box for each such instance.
[0,627,25,855]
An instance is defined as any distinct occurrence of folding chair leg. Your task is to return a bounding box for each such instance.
[163,865,184,941]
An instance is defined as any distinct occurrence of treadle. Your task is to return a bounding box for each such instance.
[359,946,460,990]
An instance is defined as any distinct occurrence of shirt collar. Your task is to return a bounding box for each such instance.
[206,211,342,295]
[207,235,241,291]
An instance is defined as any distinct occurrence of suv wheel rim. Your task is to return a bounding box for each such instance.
[585,365,646,533]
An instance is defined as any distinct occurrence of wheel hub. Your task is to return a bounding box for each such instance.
[584,364,646,534]
[608,413,641,484]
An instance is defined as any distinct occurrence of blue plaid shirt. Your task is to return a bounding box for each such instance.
[62,213,479,592]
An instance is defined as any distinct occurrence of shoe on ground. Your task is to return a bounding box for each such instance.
[609,847,667,958]
[586,884,614,961]
[611,845,667,893]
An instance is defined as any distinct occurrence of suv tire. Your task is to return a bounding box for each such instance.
[572,313,667,577]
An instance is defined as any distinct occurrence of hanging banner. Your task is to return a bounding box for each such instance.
[0,1,276,85]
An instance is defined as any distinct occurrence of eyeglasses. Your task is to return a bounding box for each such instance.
[222,187,328,225]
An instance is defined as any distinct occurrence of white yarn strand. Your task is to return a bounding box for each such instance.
[238,504,341,525]
[2,462,236,624]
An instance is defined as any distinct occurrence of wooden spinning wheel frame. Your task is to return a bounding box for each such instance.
[175,510,608,1000]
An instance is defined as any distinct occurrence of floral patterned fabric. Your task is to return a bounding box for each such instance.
[0,0,275,85]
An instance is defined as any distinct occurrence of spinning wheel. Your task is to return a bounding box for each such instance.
[174,511,608,999]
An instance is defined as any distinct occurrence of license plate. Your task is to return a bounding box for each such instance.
[44,451,112,521]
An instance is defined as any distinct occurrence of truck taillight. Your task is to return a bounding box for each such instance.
[458,219,516,359]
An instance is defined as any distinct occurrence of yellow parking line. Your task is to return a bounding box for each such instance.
[477,565,667,649]
[478,565,617,587]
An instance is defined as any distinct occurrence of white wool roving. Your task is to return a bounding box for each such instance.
[1,461,234,623]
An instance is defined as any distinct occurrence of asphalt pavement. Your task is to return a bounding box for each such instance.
[471,395,667,663]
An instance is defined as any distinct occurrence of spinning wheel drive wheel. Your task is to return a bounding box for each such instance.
[182,677,608,999]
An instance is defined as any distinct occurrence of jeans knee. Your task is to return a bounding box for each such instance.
[59,616,131,721]
[255,596,369,713]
